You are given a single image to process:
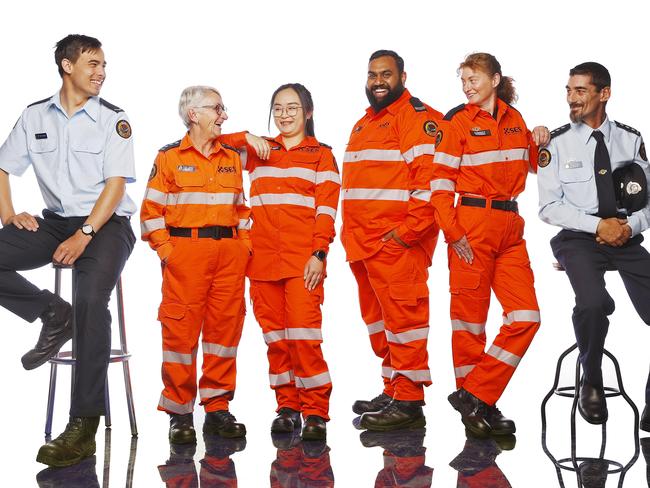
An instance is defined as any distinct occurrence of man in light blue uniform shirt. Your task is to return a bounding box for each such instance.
[538,62,650,432]
[0,34,136,467]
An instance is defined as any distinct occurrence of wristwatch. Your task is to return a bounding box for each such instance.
[312,250,327,262]
[80,224,96,238]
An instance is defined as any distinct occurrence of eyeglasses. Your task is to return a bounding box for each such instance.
[197,104,227,115]
[272,105,302,117]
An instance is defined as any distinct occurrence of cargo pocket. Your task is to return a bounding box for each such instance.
[158,302,187,323]
[389,282,429,307]
[449,270,483,318]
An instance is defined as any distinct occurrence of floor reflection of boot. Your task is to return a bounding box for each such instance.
[642,437,650,487]
[360,428,433,487]
[158,442,198,488]
[450,435,512,488]
[199,433,246,487]
[577,459,608,488]
[299,441,334,487]
[36,455,100,488]
[271,432,302,487]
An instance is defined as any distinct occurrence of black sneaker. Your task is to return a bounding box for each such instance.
[447,388,491,437]
[22,295,72,370]
[203,410,246,438]
[352,392,392,415]
[359,400,426,432]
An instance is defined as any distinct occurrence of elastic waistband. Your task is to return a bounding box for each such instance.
[460,196,518,213]
[169,226,234,239]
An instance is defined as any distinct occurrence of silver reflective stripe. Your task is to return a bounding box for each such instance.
[343,149,403,163]
[250,193,315,208]
[269,370,294,386]
[454,365,475,378]
[342,188,410,202]
[238,219,250,230]
[295,371,331,388]
[503,310,541,325]
[393,369,431,382]
[487,345,521,368]
[316,170,341,185]
[430,179,455,192]
[235,193,245,205]
[159,395,194,414]
[203,342,238,358]
[451,319,486,335]
[316,206,337,220]
[167,192,238,205]
[162,350,193,365]
[367,320,385,335]
[199,388,230,398]
[434,152,461,168]
[144,188,168,205]
[263,330,285,344]
[461,148,529,167]
[141,217,166,234]
[411,189,432,202]
[382,366,393,378]
[286,328,322,341]
[402,144,436,164]
[385,327,429,344]
[250,166,316,183]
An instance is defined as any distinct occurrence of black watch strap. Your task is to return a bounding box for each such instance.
[312,250,327,262]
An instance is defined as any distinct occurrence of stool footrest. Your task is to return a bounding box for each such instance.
[555,457,624,474]
[553,385,622,398]
[48,350,131,365]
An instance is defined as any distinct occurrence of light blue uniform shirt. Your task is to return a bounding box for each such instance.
[538,117,649,236]
[0,92,136,217]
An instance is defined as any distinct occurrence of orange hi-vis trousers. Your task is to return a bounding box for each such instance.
[350,240,431,401]
[157,234,249,414]
[250,277,332,419]
[449,204,540,406]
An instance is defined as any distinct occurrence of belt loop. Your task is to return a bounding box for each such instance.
[191,228,198,241]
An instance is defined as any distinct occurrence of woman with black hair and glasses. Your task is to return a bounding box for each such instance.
[221,83,340,441]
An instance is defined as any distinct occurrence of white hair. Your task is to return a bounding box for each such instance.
[178,85,221,128]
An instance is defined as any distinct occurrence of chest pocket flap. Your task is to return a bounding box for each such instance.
[29,137,57,154]
[174,167,206,187]
[559,163,593,183]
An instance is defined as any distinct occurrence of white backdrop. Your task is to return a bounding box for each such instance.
[0,0,649,486]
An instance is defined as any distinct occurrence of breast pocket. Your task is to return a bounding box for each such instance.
[174,169,207,188]
[559,163,595,208]
[70,140,105,187]
[559,163,593,183]
[29,138,57,155]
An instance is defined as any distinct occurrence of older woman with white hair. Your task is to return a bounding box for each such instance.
[140,85,253,444]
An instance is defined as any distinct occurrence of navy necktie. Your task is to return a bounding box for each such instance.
[592,130,617,218]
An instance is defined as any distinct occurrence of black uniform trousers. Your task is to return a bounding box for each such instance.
[551,229,650,404]
[0,209,135,417]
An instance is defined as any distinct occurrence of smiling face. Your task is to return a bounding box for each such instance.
[193,91,228,139]
[365,55,406,112]
[63,48,106,98]
[566,74,609,126]
[460,66,499,112]
[272,87,308,140]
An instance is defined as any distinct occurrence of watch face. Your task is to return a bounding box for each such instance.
[82,224,94,235]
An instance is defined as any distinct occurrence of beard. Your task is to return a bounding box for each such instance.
[569,104,583,123]
[366,81,405,113]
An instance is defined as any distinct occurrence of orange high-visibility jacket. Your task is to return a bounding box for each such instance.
[431,99,539,243]
[220,132,340,281]
[140,133,251,260]
[341,89,442,262]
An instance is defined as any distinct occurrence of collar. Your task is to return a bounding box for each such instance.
[181,132,230,157]
[267,134,320,151]
[464,98,509,121]
[572,116,611,145]
[48,92,99,121]
[365,88,412,117]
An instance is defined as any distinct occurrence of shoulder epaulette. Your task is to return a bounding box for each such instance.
[222,143,241,154]
[550,124,570,140]
[505,102,521,116]
[444,104,465,121]
[159,140,181,152]
[99,98,124,113]
[615,121,641,136]
[409,97,427,113]
[27,97,51,108]
[318,142,332,149]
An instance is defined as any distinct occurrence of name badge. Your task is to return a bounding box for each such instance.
[470,129,491,137]
[35,133,48,140]
[564,160,583,169]
[177,165,197,172]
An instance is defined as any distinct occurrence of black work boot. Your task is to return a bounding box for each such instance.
[301,415,327,441]
[352,392,392,415]
[36,416,100,467]
[360,400,426,432]
[169,413,196,444]
[448,388,491,437]
[640,405,649,432]
[203,410,246,438]
[22,295,72,370]
[271,407,301,433]
[486,404,516,435]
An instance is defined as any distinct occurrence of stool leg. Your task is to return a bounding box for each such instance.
[116,278,138,437]
[104,377,111,428]
[70,271,77,405]
[44,363,57,438]
[570,356,581,472]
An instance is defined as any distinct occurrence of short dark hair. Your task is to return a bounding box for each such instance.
[54,34,102,77]
[569,62,611,91]
[268,83,316,137]
[369,50,404,75]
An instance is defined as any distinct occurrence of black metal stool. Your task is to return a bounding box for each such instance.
[541,262,640,487]
[44,263,137,438]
